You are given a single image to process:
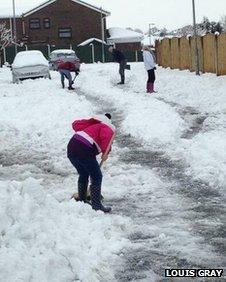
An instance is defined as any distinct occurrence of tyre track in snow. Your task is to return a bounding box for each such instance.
[76,88,226,281]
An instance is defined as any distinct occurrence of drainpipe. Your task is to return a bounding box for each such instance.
[12,0,18,54]
[100,7,106,63]
[22,16,26,36]
[9,18,13,38]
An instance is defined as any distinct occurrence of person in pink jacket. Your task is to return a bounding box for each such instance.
[67,113,115,213]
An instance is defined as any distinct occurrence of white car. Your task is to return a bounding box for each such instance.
[12,50,51,83]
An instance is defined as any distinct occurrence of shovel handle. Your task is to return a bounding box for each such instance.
[100,132,116,166]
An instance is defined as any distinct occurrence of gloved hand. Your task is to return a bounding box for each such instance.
[101,154,108,162]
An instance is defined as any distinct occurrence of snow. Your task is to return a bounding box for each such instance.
[51,49,75,54]
[142,34,162,46]
[0,61,225,280]
[75,63,226,189]
[0,178,129,282]
[0,68,131,281]
[78,38,107,46]
[108,27,144,43]
[12,50,49,68]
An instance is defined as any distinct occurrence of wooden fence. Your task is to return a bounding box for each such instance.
[155,33,226,76]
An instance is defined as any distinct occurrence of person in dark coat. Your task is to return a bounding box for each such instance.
[57,61,78,90]
[108,46,127,84]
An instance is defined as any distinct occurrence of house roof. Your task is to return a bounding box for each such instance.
[107,27,144,44]
[22,0,110,17]
[78,38,107,46]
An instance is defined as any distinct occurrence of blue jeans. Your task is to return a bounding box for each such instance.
[68,156,102,187]
[59,69,73,87]
[119,60,126,83]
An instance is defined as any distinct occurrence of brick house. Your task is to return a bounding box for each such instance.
[0,0,110,47]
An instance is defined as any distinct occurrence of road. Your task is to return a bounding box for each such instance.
[78,89,226,281]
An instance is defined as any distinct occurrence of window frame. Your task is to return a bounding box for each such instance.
[29,18,41,30]
[43,18,51,29]
[58,27,72,39]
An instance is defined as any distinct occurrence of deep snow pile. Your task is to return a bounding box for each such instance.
[76,63,226,189]
[0,179,128,282]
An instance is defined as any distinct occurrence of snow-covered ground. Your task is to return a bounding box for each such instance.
[77,63,226,190]
[0,63,225,281]
[0,68,131,282]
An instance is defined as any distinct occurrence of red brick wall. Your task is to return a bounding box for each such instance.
[115,42,142,51]
[23,0,104,46]
[1,0,106,47]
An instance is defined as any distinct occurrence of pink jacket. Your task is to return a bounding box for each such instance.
[72,116,115,155]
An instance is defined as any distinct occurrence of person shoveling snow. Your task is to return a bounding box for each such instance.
[57,61,79,90]
[67,113,116,213]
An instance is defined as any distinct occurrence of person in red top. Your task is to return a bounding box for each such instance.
[67,113,116,213]
[58,61,78,90]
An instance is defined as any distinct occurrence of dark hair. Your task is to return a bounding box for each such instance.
[105,113,112,120]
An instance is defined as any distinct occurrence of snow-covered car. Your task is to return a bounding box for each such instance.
[49,49,80,71]
[12,50,51,83]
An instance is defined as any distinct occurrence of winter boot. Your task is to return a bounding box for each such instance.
[147,83,157,93]
[90,185,111,213]
[68,86,75,90]
[146,82,153,93]
[77,182,88,202]
[118,76,125,85]
[146,82,150,93]
[62,82,65,89]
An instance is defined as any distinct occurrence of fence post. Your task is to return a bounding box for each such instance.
[47,44,51,57]
[200,36,204,73]
[179,37,182,70]
[3,47,6,64]
[135,51,138,62]
[169,38,173,69]
[215,34,219,76]
[90,43,95,63]
[188,36,192,72]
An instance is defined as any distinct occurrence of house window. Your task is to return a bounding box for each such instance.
[43,18,50,29]
[59,28,72,38]
[29,18,40,29]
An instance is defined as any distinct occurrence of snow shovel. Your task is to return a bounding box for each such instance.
[71,71,79,85]
[70,132,116,202]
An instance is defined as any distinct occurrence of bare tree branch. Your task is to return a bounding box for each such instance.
[0,22,14,50]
